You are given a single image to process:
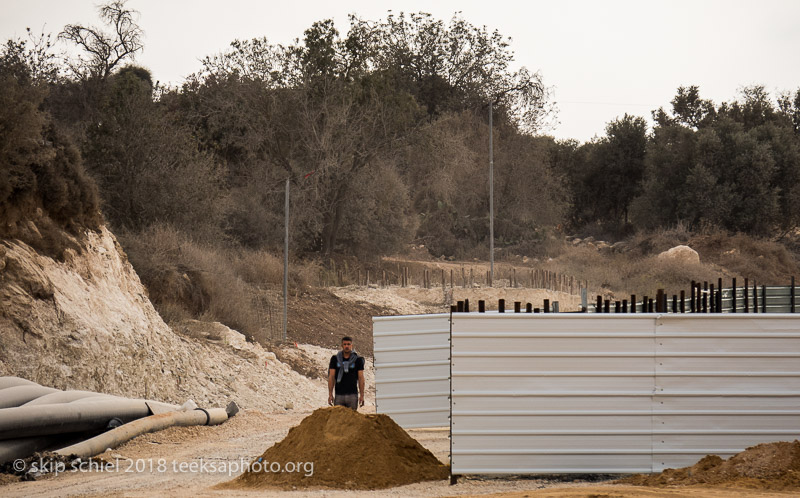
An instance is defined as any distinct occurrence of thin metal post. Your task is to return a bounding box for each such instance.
[489,101,494,286]
[283,178,289,341]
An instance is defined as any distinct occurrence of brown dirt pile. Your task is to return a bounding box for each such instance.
[219,406,449,490]
[619,440,800,491]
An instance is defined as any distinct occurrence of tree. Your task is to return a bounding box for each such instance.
[59,0,143,81]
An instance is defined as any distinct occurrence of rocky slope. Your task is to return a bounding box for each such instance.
[0,227,325,411]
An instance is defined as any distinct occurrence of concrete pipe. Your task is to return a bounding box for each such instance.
[0,385,59,409]
[0,399,178,440]
[55,408,229,458]
[0,434,80,464]
[0,377,37,390]
[22,391,117,406]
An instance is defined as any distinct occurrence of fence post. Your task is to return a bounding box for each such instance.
[631,294,636,313]
[690,281,696,312]
[680,290,686,313]
[744,278,749,313]
[544,299,550,313]
[731,278,737,313]
[526,303,533,313]
[656,289,665,312]
[615,301,621,313]
[514,301,521,313]
[622,299,628,313]
[762,284,767,313]
[710,284,715,313]
[753,281,758,313]
[792,276,796,313]
[498,299,505,313]
[478,300,485,313]
[596,295,602,313]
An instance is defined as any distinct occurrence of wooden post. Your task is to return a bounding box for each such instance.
[457,300,464,312]
[753,281,758,313]
[643,296,648,312]
[672,295,677,313]
[615,301,621,313]
[479,300,486,312]
[498,299,505,313]
[464,298,470,312]
[656,289,665,313]
[744,278,749,313]
[604,300,610,313]
[631,294,636,313]
[622,299,628,313]
[731,278,737,313]
[514,301,521,313]
[543,299,550,313]
[526,303,532,313]
[680,290,686,313]
[596,295,602,313]
[792,276,796,313]
[762,284,767,313]
[709,284,715,313]
[649,299,655,313]
[703,282,708,313]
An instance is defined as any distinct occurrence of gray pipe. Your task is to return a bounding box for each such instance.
[0,385,59,409]
[55,408,229,458]
[22,391,117,406]
[0,377,37,390]
[0,399,178,440]
[0,434,78,464]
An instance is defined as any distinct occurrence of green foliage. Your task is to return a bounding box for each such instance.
[632,85,799,235]
[0,40,101,257]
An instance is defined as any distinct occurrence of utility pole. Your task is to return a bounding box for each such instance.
[489,101,494,286]
[283,178,289,342]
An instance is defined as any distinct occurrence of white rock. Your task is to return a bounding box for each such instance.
[657,245,700,264]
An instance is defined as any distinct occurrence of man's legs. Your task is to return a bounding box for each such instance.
[333,393,358,410]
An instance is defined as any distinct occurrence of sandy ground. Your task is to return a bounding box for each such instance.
[2,406,793,498]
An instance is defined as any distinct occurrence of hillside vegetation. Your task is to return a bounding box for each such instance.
[2,1,800,342]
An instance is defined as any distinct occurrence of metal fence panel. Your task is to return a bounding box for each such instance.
[653,315,800,471]
[373,314,450,428]
[451,315,656,474]
[450,314,800,475]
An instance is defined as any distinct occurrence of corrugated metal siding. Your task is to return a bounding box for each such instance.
[652,315,800,471]
[373,314,450,428]
[450,314,800,474]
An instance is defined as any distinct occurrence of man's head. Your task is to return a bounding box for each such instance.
[341,336,353,354]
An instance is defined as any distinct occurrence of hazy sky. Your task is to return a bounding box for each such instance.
[2,0,799,142]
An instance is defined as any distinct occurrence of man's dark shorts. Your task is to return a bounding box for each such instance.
[334,393,358,410]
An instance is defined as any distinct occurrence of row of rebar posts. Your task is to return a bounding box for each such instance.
[593,277,796,313]
[450,298,561,314]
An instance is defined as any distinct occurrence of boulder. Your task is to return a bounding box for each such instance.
[657,245,700,264]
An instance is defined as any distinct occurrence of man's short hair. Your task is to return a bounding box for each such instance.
[342,336,353,343]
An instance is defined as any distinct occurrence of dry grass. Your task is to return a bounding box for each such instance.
[118,223,317,343]
[546,227,799,300]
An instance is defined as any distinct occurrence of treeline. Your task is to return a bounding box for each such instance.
[562,86,800,239]
[3,1,800,266]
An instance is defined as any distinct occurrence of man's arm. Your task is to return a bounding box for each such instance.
[328,369,336,406]
[358,370,365,407]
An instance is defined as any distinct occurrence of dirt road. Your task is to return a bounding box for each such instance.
[2,408,793,497]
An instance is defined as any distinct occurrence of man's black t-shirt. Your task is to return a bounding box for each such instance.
[329,354,365,395]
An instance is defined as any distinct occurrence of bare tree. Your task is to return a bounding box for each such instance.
[59,0,143,80]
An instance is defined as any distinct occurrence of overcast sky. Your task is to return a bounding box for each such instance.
[2,0,799,142]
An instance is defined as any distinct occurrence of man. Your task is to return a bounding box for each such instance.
[328,336,365,409]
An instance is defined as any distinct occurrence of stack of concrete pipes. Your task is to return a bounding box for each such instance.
[0,377,236,464]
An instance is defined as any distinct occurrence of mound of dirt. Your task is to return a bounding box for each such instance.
[619,440,800,491]
[220,406,449,490]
